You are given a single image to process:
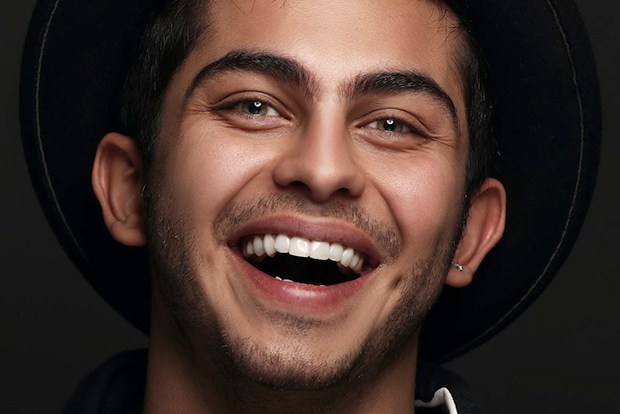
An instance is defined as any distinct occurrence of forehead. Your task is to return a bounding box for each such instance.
[189,0,463,96]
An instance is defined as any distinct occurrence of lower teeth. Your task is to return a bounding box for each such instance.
[274,276,294,283]
[247,253,360,286]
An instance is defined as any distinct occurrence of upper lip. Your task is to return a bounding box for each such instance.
[227,214,384,268]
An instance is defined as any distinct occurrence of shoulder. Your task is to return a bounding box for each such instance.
[62,349,147,414]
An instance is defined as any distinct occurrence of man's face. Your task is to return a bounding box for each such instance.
[148,0,467,389]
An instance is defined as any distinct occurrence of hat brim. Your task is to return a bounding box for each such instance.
[20,0,601,362]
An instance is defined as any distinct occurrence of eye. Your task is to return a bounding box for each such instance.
[208,95,292,131]
[365,118,412,133]
[235,100,280,117]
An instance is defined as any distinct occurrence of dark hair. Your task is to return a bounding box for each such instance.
[120,0,208,173]
[121,0,494,198]
[450,7,496,200]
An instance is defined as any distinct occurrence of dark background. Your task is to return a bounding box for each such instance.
[1,1,618,412]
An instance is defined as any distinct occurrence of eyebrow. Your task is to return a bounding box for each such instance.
[184,50,459,134]
[184,50,318,103]
[342,71,459,135]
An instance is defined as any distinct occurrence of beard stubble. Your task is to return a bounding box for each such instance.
[145,190,463,408]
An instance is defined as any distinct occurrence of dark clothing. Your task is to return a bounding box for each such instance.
[63,350,146,414]
[62,349,480,413]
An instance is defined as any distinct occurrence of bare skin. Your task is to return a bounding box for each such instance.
[92,0,506,412]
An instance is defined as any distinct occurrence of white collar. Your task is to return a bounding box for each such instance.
[414,387,458,414]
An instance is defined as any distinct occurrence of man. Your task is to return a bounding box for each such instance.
[19,0,601,413]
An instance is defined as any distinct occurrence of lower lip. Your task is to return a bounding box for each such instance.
[231,251,372,313]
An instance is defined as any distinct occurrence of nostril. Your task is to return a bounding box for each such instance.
[288,180,312,193]
[286,180,359,202]
[271,140,366,201]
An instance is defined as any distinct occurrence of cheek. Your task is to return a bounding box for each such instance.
[372,155,463,248]
[156,123,277,228]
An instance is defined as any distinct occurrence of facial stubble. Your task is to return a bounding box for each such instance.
[146,190,463,404]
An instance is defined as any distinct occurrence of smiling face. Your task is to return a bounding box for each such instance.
[143,0,469,390]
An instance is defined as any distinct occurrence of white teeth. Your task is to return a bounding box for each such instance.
[244,240,254,256]
[253,235,265,257]
[241,234,366,273]
[354,257,363,273]
[350,252,360,270]
[263,234,276,257]
[310,241,330,260]
[329,243,344,261]
[274,234,290,253]
[340,247,354,267]
[289,237,310,257]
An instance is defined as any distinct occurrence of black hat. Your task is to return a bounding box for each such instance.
[19,0,601,362]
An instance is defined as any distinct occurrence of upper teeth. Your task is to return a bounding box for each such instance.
[242,234,365,273]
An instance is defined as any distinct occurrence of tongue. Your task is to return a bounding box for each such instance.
[251,254,357,285]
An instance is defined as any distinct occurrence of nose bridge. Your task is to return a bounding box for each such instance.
[272,109,365,201]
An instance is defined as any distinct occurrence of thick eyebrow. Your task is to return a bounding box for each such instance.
[184,50,460,135]
[184,50,318,103]
[342,71,460,135]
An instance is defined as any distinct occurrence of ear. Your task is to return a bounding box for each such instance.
[446,177,506,287]
[92,132,147,246]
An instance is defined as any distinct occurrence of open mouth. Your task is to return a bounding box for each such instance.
[239,234,376,286]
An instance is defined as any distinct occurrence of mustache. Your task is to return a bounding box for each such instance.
[213,192,402,261]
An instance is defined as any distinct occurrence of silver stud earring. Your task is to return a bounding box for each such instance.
[452,262,464,272]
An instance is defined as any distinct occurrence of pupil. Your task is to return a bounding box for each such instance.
[248,101,263,115]
[383,119,396,131]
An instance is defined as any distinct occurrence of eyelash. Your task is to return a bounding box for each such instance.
[209,97,429,140]
[361,116,428,140]
[211,97,285,119]
[365,118,411,133]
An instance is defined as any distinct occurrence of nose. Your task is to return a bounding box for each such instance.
[272,115,366,202]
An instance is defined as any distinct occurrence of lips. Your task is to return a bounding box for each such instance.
[228,217,382,295]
